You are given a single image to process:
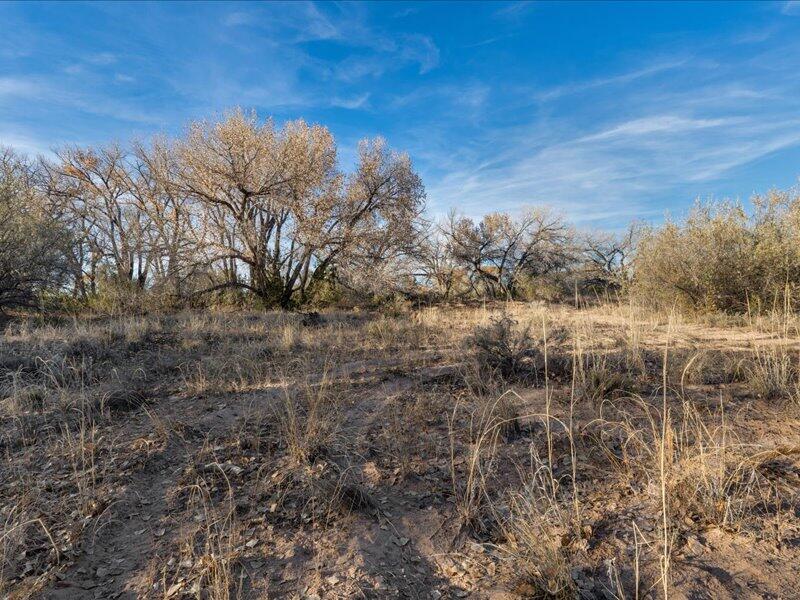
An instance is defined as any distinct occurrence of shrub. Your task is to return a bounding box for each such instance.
[0,149,70,312]
[631,201,753,312]
[575,353,633,404]
[632,191,800,314]
[469,315,542,379]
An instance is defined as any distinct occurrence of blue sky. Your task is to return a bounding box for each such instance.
[2,1,800,229]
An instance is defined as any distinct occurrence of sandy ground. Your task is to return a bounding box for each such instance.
[1,304,799,599]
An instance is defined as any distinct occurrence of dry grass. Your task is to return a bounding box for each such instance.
[274,367,342,467]
[0,304,799,598]
[502,451,578,599]
[745,343,800,403]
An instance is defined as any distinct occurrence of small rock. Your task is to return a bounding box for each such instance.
[683,535,706,557]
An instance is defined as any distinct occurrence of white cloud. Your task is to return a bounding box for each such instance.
[399,34,440,74]
[87,52,117,66]
[423,106,800,225]
[219,3,440,80]
[463,34,516,49]
[493,1,535,20]
[0,77,42,99]
[782,1,800,16]
[223,11,253,27]
[333,55,387,82]
[415,27,800,225]
[0,130,54,158]
[0,74,162,126]
[330,93,370,110]
[296,2,342,42]
[582,116,733,141]
[536,60,688,102]
[390,83,489,111]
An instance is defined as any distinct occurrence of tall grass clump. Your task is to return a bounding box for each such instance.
[274,368,341,466]
[745,344,798,402]
[501,448,579,599]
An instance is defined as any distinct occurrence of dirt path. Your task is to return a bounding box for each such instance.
[37,355,461,599]
[46,466,179,599]
[42,407,193,599]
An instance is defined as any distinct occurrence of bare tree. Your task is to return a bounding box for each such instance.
[443,209,574,300]
[45,145,153,290]
[414,223,463,301]
[580,223,640,293]
[176,110,424,307]
[129,138,202,298]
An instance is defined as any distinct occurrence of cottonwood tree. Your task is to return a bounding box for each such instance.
[3,110,430,310]
[311,138,426,302]
[176,110,424,307]
[129,139,202,298]
[45,146,154,291]
[443,209,574,299]
[414,224,463,301]
[580,223,640,293]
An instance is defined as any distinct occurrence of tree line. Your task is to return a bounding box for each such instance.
[0,110,634,312]
[2,108,797,314]
[1,111,426,311]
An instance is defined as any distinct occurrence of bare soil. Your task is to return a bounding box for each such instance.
[1,304,799,599]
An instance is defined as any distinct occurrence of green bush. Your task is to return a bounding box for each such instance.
[0,150,71,312]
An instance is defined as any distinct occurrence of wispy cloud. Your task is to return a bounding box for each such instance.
[463,33,516,49]
[536,59,688,102]
[86,52,116,66]
[330,93,370,110]
[333,55,387,82]
[399,34,440,74]
[0,74,162,127]
[0,76,42,99]
[393,7,419,19]
[493,1,535,20]
[223,11,253,27]
[2,1,800,230]
[0,129,55,158]
[389,83,490,118]
[782,1,800,16]
[425,108,800,225]
[581,115,733,141]
[411,18,800,226]
[221,3,439,81]
[294,2,342,42]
